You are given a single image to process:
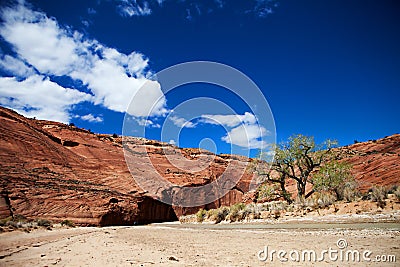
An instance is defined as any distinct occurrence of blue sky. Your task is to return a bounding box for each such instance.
[0,0,399,157]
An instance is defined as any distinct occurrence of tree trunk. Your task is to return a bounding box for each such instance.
[297,182,306,199]
[280,181,292,203]
[305,189,314,199]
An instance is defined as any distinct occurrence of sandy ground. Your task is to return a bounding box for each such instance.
[1,222,399,267]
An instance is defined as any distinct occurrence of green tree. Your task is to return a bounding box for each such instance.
[254,134,337,201]
[312,161,355,200]
[252,154,292,203]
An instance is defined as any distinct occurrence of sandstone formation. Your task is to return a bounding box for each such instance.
[271,134,400,198]
[0,107,253,225]
[336,134,400,191]
[0,106,398,225]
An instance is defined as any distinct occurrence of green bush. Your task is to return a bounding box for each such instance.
[208,206,230,223]
[317,191,336,208]
[0,216,12,226]
[61,220,75,227]
[228,203,246,222]
[303,197,318,209]
[371,186,388,208]
[394,186,400,201]
[371,186,388,202]
[257,183,280,202]
[13,214,28,222]
[244,203,261,219]
[313,161,356,201]
[7,220,20,228]
[340,180,360,202]
[196,209,207,223]
[36,219,52,227]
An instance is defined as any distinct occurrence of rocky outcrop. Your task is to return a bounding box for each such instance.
[336,134,400,191]
[0,194,12,218]
[1,106,398,225]
[272,134,400,198]
[0,107,253,224]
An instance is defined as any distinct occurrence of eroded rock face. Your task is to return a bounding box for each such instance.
[270,135,400,198]
[336,135,400,191]
[0,107,253,224]
[1,106,398,225]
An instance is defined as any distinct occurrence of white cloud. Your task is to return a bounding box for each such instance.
[80,114,103,123]
[124,80,168,117]
[200,112,268,149]
[200,112,256,127]
[135,117,161,128]
[221,123,268,149]
[252,0,277,18]
[87,8,96,15]
[0,7,80,76]
[214,0,224,9]
[0,1,168,122]
[0,75,92,123]
[117,0,152,16]
[0,54,35,78]
[169,139,176,145]
[81,20,90,27]
[110,0,277,18]
[169,115,196,128]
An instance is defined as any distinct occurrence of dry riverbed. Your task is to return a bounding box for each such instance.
[1,221,399,267]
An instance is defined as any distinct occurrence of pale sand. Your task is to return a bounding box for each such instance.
[1,222,399,266]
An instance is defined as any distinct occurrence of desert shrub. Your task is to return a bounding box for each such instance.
[268,201,288,212]
[394,186,400,201]
[228,203,246,222]
[304,197,318,209]
[6,220,19,228]
[13,214,28,222]
[371,186,388,208]
[371,186,388,202]
[61,220,75,227]
[257,183,280,202]
[244,203,261,220]
[206,209,217,219]
[317,191,336,208]
[36,219,52,227]
[208,206,230,223]
[387,185,398,194]
[286,204,295,212]
[294,196,310,209]
[313,161,357,201]
[0,216,30,228]
[294,196,305,206]
[0,216,12,226]
[218,207,231,223]
[179,214,196,223]
[196,209,207,223]
[340,180,360,202]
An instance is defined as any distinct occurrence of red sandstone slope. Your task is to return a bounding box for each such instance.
[277,135,400,197]
[337,134,400,191]
[0,106,398,225]
[0,107,253,225]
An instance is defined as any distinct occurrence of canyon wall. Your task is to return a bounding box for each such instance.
[0,107,252,225]
[0,106,398,225]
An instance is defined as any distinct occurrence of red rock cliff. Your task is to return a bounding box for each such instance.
[1,106,398,225]
[0,107,253,225]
